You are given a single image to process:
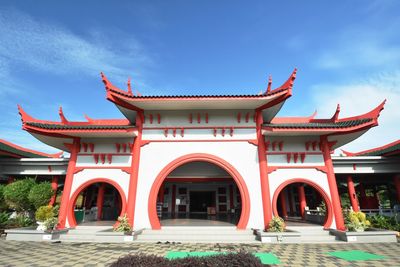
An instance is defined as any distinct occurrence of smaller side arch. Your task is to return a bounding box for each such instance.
[67,178,127,228]
[272,178,334,229]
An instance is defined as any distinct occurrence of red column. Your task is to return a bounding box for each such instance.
[280,189,288,218]
[321,136,345,230]
[58,139,80,229]
[256,111,273,230]
[394,175,400,203]
[158,183,165,203]
[96,183,105,220]
[126,112,144,228]
[298,184,307,219]
[171,185,176,215]
[288,188,294,216]
[49,176,59,206]
[347,176,359,212]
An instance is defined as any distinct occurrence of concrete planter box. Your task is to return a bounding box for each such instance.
[96,229,142,242]
[305,213,325,224]
[5,227,68,242]
[329,228,398,243]
[255,229,301,243]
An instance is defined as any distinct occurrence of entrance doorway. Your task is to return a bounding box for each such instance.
[149,153,250,229]
[190,191,216,212]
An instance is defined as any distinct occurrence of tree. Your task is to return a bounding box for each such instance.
[3,179,35,211]
[0,184,7,211]
[28,182,54,209]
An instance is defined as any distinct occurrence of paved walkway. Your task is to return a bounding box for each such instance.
[0,238,399,266]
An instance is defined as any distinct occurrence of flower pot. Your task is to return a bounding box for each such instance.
[36,221,46,231]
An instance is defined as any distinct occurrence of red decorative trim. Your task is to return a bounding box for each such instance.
[116,143,121,153]
[141,140,150,147]
[180,128,184,137]
[148,153,251,229]
[271,110,318,124]
[165,178,232,183]
[286,153,291,163]
[122,143,127,153]
[213,128,217,137]
[265,140,270,151]
[245,112,250,123]
[248,140,258,146]
[157,114,161,124]
[197,113,201,124]
[272,141,277,151]
[230,127,234,137]
[107,154,112,164]
[83,143,88,152]
[312,141,317,151]
[129,142,134,153]
[267,166,327,174]
[353,164,357,170]
[93,154,99,164]
[300,153,306,163]
[74,166,131,173]
[237,113,241,123]
[149,114,153,124]
[143,139,262,143]
[48,165,52,172]
[189,113,193,123]
[267,151,321,155]
[173,128,176,137]
[305,141,310,151]
[164,128,168,137]
[293,153,299,163]
[100,154,106,164]
[205,113,209,123]
[144,125,255,130]
[221,128,225,137]
[272,178,333,229]
[58,106,69,124]
[278,141,283,151]
[67,178,127,228]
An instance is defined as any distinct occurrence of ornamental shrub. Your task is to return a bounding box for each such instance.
[44,217,58,231]
[345,211,370,232]
[28,182,54,209]
[7,214,34,228]
[113,213,132,232]
[0,212,10,229]
[110,251,266,267]
[3,179,35,211]
[267,216,285,232]
[368,214,400,232]
[35,205,55,222]
[0,184,7,211]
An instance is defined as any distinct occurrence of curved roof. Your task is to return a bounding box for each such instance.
[342,140,400,157]
[0,139,62,158]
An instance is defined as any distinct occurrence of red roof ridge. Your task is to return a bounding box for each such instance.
[271,110,317,123]
[101,72,134,97]
[267,68,297,96]
[59,106,69,124]
[342,139,400,156]
[336,99,386,124]
[0,138,63,158]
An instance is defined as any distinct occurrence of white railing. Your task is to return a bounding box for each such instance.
[360,208,398,217]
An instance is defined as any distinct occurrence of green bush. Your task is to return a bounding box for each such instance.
[7,214,34,228]
[28,182,54,209]
[110,252,267,267]
[3,179,35,211]
[0,184,7,211]
[267,216,285,232]
[35,205,55,222]
[113,213,132,233]
[0,212,10,229]
[368,214,400,232]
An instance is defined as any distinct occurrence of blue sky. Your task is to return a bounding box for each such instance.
[0,0,399,153]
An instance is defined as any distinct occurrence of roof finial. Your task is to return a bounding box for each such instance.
[59,106,69,124]
[266,75,272,94]
[17,105,35,123]
[127,77,133,95]
[331,104,340,122]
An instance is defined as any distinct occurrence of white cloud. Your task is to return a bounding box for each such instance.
[311,70,400,152]
[0,8,151,85]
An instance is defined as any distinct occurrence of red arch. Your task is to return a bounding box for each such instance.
[148,153,251,229]
[67,178,127,228]
[272,178,333,229]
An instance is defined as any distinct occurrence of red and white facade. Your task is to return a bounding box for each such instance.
[17,70,386,231]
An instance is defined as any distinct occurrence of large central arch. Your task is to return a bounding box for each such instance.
[148,153,251,229]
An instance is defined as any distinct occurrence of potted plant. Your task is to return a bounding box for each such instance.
[113,213,132,234]
[267,216,286,232]
[35,205,55,231]
[345,211,370,232]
